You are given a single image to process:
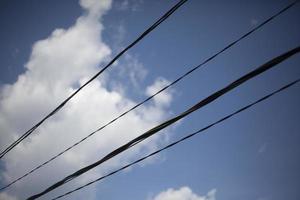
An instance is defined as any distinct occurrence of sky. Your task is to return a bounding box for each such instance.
[0,0,299,200]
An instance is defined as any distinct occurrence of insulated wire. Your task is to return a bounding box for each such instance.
[1,0,297,191]
[26,46,300,200]
[51,78,300,200]
[0,0,189,159]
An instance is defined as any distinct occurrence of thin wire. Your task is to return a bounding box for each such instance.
[0,0,189,159]
[26,46,300,200]
[51,78,300,200]
[1,0,297,191]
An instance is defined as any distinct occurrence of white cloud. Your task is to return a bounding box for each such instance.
[79,0,112,17]
[117,54,148,89]
[115,0,144,12]
[111,24,127,51]
[0,0,173,199]
[146,77,173,107]
[150,187,217,200]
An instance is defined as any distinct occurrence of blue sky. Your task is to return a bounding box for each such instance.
[0,0,299,200]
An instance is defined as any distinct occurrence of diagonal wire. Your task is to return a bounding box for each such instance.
[0,0,189,159]
[26,46,300,200]
[1,0,297,191]
[51,78,300,200]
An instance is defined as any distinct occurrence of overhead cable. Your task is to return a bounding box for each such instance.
[51,78,300,200]
[26,46,300,200]
[1,0,297,191]
[0,0,188,159]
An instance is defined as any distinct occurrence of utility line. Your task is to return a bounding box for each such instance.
[26,46,300,200]
[1,0,297,191]
[0,0,188,159]
[50,78,300,200]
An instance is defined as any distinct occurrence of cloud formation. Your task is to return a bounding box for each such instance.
[146,77,173,107]
[0,0,173,199]
[115,0,144,12]
[151,187,217,200]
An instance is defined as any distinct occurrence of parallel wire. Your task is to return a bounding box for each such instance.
[51,78,300,200]
[1,0,297,191]
[26,46,300,200]
[0,0,188,159]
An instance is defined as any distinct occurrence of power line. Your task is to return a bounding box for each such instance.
[26,46,300,200]
[0,0,188,159]
[50,78,300,200]
[1,0,297,191]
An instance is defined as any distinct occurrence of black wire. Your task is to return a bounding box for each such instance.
[26,46,300,200]
[51,78,300,200]
[0,0,189,159]
[1,0,297,191]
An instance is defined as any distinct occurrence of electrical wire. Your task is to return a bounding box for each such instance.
[1,0,297,191]
[50,78,300,200]
[26,46,300,200]
[0,0,189,159]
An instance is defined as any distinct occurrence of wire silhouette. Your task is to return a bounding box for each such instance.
[26,46,300,200]
[0,0,188,159]
[1,0,297,191]
[51,78,300,200]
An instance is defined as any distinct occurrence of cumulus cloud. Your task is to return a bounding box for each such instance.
[0,0,173,199]
[150,187,217,200]
[146,77,173,107]
[79,0,112,17]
